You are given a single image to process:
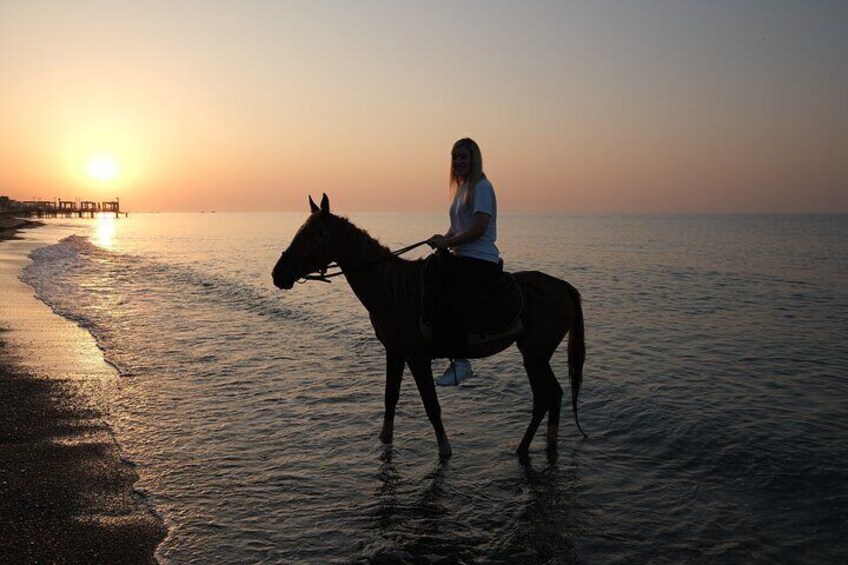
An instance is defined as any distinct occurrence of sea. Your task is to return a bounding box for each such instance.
[17,212,848,564]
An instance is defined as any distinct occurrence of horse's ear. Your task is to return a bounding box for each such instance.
[320,193,330,215]
[309,195,319,214]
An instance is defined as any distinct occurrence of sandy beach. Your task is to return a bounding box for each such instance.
[0,217,165,564]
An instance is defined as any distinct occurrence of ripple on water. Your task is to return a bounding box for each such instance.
[19,216,848,563]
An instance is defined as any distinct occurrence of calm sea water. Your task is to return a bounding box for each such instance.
[21,213,848,564]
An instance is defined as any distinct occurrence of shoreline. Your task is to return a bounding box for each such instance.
[0,218,166,564]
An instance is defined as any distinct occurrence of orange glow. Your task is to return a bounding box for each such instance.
[0,3,845,213]
[87,155,120,182]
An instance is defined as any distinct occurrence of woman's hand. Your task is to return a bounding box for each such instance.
[427,234,450,249]
[428,214,489,250]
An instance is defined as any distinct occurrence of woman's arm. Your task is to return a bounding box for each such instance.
[427,213,489,249]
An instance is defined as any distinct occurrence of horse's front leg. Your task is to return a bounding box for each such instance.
[379,349,405,443]
[407,357,452,459]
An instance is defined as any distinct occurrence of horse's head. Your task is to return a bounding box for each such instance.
[272,194,336,289]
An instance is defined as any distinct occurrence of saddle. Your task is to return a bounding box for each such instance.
[420,253,524,349]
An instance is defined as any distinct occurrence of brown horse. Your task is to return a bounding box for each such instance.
[272,194,586,459]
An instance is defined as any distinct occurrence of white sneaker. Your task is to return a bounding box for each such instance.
[436,359,474,386]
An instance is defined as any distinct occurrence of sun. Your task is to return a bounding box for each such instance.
[87,155,120,182]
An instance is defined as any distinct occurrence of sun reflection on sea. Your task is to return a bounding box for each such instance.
[95,213,116,249]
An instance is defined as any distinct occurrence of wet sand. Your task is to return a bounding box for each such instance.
[0,217,165,564]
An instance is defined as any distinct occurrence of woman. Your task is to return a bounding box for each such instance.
[427,137,500,386]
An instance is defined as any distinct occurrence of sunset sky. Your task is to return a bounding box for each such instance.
[1,1,846,213]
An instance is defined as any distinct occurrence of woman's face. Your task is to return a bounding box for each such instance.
[452,146,472,179]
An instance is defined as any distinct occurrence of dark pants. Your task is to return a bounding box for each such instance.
[434,253,501,354]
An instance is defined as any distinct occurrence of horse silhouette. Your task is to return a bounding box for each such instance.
[273,194,586,458]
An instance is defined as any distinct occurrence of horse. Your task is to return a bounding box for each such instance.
[272,194,586,459]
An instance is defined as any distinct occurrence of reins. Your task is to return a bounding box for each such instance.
[297,239,430,284]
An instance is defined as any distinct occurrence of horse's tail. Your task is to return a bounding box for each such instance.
[565,282,588,438]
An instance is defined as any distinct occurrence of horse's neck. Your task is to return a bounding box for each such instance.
[330,218,392,271]
[331,219,418,313]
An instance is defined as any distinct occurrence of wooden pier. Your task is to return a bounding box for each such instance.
[10,199,127,219]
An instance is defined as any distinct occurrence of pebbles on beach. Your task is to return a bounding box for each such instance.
[0,220,165,564]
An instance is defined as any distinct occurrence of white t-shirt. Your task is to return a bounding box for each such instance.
[449,178,499,264]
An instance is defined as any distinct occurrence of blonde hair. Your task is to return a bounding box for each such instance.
[450,138,486,207]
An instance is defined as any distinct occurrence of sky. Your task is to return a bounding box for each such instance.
[1,0,846,213]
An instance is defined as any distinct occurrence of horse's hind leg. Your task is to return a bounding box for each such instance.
[516,357,551,457]
[541,362,564,451]
[518,357,563,456]
[407,357,452,459]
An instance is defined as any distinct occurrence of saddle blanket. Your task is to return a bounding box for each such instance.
[420,254,523,347]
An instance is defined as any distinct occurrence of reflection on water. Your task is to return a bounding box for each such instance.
[367,451,467,563]
[502,458,580,563]
[20,213,848,563]
[94,213,116,249]
[363,445,582,564]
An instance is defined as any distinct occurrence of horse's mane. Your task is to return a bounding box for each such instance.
[330,214,401,261]
[328,213,424,305]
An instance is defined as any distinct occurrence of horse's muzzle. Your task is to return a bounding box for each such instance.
[272,270,295,290]
[275,278,294,290]
[272,261,296,290]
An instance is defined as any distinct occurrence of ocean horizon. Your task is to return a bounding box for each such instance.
[10,211,848,563]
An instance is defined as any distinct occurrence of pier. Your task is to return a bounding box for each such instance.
[7,198,127,219]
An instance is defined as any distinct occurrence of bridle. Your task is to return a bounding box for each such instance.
[287,236,430,284]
